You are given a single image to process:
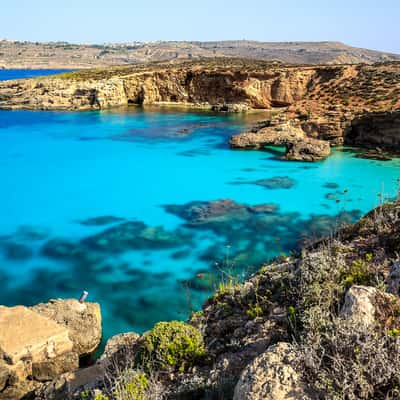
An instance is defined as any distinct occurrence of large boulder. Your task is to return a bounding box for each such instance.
[285,138,331,161]
[31,298,102,356]
[230,121,305,149]
[340,285,395,326]
[0,299,102,399]
[233,342,314,400]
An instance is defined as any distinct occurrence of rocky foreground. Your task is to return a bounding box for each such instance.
[2,199,400,399]
[0,58,399,161]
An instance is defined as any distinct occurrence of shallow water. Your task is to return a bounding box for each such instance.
[0,74,399,343]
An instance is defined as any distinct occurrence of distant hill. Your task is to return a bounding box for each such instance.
[1,39,399,69]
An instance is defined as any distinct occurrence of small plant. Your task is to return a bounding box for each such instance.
[94,394,110,400]
[388,328,400,338]
[136,321,205,372]
[246,303,263,319]
[80,391,91,399]
[114,371,149,400]
[341,258,374,288]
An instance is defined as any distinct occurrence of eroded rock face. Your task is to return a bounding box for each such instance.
[233,342,314,400]
[345,111,400,151]
[0,299,101,399]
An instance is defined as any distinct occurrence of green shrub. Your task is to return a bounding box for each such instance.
[246,303,263,319]
[137,321,205,372]
[114,371,149,400]
[341,258,375,288]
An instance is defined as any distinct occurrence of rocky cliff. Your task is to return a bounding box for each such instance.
[0,59,399,160]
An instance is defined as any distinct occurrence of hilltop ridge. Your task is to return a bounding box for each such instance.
[1,39,399,69]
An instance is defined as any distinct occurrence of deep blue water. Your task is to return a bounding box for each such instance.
[0,69,71,81]
[0,71,399,342]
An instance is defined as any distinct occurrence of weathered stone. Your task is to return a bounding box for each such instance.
[285,138,331,161]
[31,299,102,356]
[233,342,314,400]
[340,285,395,326]
[230,121,305,149]
[0,360,10,392]
[101,332,140,361]
[0,306,74,367]
[32,352,79,382]
[36,363,106,400]
[387,260,400,295]
[0,305,77,398]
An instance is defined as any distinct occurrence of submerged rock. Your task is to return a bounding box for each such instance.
[163,199,246,224]
[3,242,33,261]
[78,215,125,226]
[82,221,192,252]
[230,176,296,190]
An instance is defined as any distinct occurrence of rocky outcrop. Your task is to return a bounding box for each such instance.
[285,137,331,161]
[31,299,102,356]
[340,285,396,327]
[345,111,400,150]
[233,342,314,400]
[230,119,331,161]
[0,299,101,399]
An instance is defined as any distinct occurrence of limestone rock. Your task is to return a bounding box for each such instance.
[36,363,106,400]
[387,260,400,295]
[285,137,331,161]
[211,103,250,112]
[233,342,313,400]
[0,299,102,399]
[31,298,102,356]
[230,121,305,149]
[0,305,76,398]
[340,285,395,326]
[101,332,140,362]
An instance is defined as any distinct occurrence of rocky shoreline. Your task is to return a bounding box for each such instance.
[2,199,400,399]
[0,59,399,162]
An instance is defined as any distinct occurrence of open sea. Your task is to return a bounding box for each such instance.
[0,70,399,342]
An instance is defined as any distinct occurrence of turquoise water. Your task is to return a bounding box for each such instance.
[0,73,399,342]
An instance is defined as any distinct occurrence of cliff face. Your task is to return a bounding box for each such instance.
[0,62,324,111]
[1,59,399,157]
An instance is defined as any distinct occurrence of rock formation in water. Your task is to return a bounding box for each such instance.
[3,200,400,400]
[0,59,399,161]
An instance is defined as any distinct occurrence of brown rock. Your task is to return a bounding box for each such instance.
[230,122,305,149]
[340,285,395,326]
[285,138,331,161]
[233,342,314,400]
[31,299,102,356]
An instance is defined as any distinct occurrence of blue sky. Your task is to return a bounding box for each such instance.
[1,0,399,53]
